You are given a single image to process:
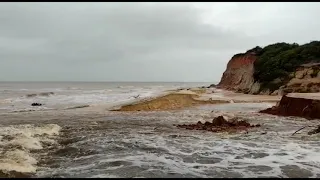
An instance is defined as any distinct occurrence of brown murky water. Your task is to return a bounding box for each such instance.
[0,82,320,178]
[1,103,320,178]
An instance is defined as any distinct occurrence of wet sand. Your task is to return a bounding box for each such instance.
[113,88,282,112]
[113,93,229,112]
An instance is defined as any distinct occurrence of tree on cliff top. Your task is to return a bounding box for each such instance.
[252,41,320,90]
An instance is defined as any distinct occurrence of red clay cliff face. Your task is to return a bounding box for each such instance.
[259,95,320,119]
[217,53,259,93]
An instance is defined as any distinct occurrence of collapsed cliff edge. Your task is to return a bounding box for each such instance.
[259,95,320,120]
[217,41,320,95]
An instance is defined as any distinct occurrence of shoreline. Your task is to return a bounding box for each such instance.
[111,87,281,112]
[0,85,319,178]
[3,85,319,117]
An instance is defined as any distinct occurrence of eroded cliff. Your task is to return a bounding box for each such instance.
[217,41,320,95]
[278,63,320,94]
[217,52,260,94]
[259,95,320,119]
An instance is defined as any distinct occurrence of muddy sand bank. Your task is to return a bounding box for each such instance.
[112,93,229,112]
[112,88,283,112]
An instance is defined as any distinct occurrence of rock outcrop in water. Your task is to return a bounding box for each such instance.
[31,103,42,106]
[259,95,320,119]
[177,116,260,133]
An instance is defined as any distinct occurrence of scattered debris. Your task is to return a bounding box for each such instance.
[292,126,309,136]
[307,125,320,135]
[291,125,320,136]
[133,94,140,99]
[177,116,260,133]
[65,105,90,110]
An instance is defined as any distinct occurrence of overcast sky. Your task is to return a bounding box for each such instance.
[0,2,320,82]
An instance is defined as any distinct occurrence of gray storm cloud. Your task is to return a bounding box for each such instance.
[0,2,320,82]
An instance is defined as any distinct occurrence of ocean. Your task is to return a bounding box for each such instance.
[0,82,319,178]
[0,82,209,113]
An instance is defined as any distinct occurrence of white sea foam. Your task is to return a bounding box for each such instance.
[0,124,61,173]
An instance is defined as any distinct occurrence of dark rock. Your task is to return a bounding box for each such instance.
[31,103,42,106]
[177,115,259,133]
[212,116,227,126]
[26,93,37,98]
[307,125,320,135]
[204,121,211,126]
[207,84,216,88]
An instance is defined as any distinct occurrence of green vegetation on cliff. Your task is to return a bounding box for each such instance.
[251,41,320,91]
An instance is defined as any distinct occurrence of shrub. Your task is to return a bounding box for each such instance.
[252,41,320,85]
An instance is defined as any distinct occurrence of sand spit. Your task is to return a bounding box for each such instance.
[112,92,229,112]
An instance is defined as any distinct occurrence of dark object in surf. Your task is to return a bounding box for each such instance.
[308,125,320,135]
[26,93,37,98]
[177,116,260,133]
[31,103,42,106]
[65,105,90,110]
[39,92,54,96]
[207,84,216,88]
[259,95,320,120]
[26,92,54,98]
[133,94,140,99]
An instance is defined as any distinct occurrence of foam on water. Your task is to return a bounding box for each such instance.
[0,124,61,174]
[33,104,320,178]
[1,82,319,177]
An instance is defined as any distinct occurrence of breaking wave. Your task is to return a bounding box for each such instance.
[0,124,61,177]
[25,92,55,98]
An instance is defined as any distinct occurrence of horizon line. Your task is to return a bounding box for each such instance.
[0,80,217,83]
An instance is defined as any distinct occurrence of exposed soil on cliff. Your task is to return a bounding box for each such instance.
[218,54,257,93]
[259,95,320,120]
[279,65,320,94]
[218,45,320,95]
